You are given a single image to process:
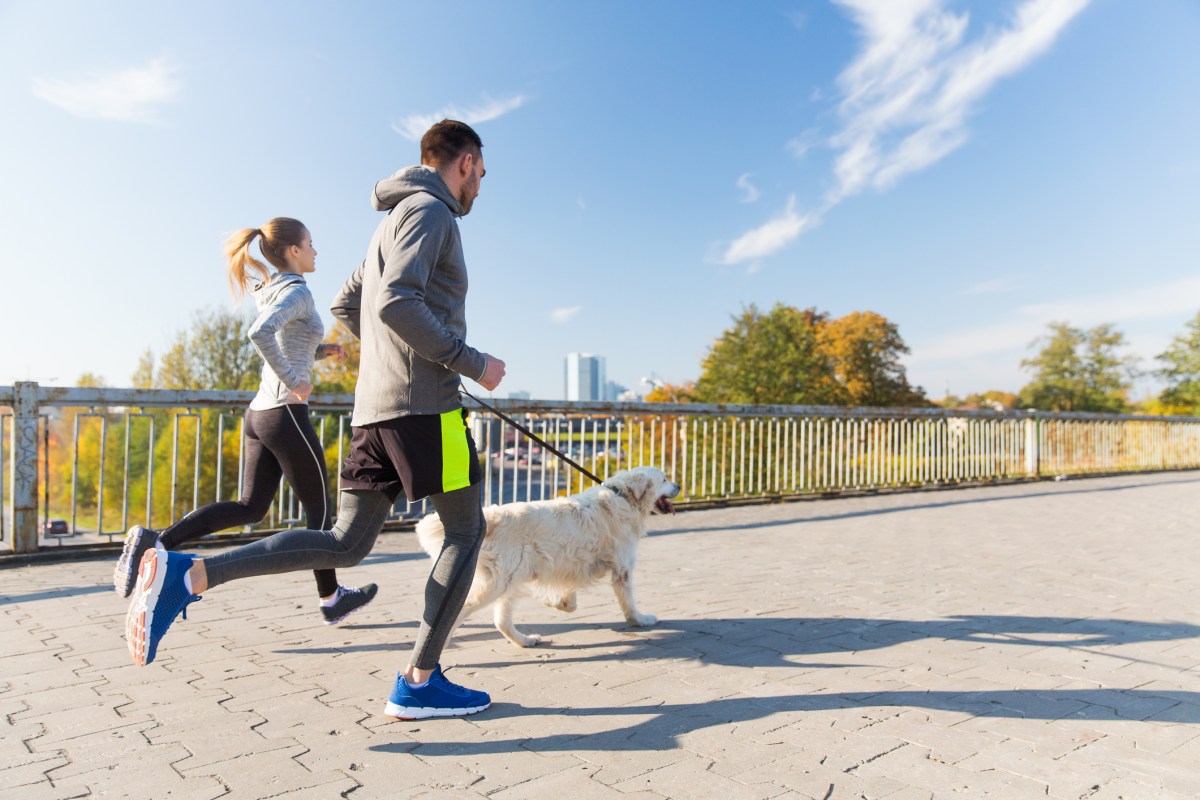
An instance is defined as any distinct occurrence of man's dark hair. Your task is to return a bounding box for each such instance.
[421,120,483,167]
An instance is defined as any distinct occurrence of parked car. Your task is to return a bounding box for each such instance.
[43,519,70,536]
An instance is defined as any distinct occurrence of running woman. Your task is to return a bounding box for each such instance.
[114,217,377,625]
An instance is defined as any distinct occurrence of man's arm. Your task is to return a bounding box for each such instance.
[330,262,365,338]
[377,206,488,380]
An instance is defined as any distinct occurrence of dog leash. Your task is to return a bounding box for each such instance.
[458,386,615,494]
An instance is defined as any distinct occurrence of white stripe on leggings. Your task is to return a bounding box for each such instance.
[285,404,329,533]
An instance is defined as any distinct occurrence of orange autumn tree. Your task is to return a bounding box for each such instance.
[819,311,928,407]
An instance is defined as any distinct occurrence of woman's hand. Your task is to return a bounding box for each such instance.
[286,380,313,404]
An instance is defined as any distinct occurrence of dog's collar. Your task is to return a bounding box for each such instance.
[600,482,624,498]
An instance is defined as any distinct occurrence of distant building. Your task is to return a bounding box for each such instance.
[564,353,606,401]
[604,380,628,402]
[507,390,531,400]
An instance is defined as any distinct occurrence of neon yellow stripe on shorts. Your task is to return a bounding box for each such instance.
[440,408,471,492]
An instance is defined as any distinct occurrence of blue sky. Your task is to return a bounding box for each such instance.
[2,0,1198,402]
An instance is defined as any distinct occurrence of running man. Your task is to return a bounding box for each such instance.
[125,120,505,721]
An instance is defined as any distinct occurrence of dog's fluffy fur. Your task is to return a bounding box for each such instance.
[415,466,680,647]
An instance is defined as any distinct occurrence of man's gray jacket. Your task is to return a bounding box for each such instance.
[331,165,487,426]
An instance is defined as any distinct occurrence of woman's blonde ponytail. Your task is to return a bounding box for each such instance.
[223,217,306,301]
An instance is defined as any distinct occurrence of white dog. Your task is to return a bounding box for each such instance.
[415,466,680,647]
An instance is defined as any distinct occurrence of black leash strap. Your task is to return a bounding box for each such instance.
[459,387,608,489]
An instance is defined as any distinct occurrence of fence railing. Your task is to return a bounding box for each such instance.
[3,382,1199,554]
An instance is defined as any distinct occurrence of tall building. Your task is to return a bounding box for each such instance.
[564,353,606,401]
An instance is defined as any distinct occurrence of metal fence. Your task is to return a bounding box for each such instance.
[3,382,1199,554]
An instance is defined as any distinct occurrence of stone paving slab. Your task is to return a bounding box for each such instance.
[2,471,1199,799]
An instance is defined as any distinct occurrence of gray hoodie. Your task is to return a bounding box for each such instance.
[331,165,487,425]
[248,273,328,411]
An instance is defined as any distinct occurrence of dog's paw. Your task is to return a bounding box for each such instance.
[628,614,657,627]
[554,594,578,613]
[519,633,544,647]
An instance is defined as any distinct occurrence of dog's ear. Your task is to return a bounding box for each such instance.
[619,471,655,509]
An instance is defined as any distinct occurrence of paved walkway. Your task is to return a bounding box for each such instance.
[3,472,1199,799]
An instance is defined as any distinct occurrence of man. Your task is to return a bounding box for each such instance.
[124,119,504,721]
[331,119,505,718]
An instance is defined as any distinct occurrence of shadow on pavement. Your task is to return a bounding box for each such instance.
[462,614,1200,670]
[371,688,1200,756]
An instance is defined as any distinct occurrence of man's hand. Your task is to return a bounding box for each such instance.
[286,379,313,404]
[323,343,348,364]
[476,355,506,391]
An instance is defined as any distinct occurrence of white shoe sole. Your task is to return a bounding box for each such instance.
[383,701,490,720]
[125,544,166,666]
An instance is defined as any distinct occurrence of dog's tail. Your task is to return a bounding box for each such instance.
[414,513,445,558]
[415,507,497,559]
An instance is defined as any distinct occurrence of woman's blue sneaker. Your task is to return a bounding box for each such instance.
[125,545,201,666]
[384,665,490,719]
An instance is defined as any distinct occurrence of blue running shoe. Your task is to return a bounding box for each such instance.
[125,544,201,666]
[384,665,490,720]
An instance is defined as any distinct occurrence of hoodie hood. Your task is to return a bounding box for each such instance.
[371,165,463,217]
[252,272,306,311]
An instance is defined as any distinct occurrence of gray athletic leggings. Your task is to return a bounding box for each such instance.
[202,483,485,670]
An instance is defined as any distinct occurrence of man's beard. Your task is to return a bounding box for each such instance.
[458,187,476,216]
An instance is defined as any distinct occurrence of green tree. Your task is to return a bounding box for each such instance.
[131,350,155,389]
[694,304,846,405]
[1018,322,1138,412]
[819,311,927,407]
[1157,311,1200,414]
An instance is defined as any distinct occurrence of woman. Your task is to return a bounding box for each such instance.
[114,217,377,625]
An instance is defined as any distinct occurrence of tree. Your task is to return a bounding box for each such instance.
[1157,311,1200,414]
[819,311,927,407]
[644,381,696,403]
[155,308,262,391]
[131,350,155,389]
[693,304,845,405]
[1018,322,1138,412]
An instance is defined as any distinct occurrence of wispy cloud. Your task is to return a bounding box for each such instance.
[960,278,1014,296]
[828,0,1090,203]
[786,131,819,160]
[719,0,1089,266]
[736,173,760,203]
[911,275,1200,363]
[718,196,817,266]
[392,94,528,140]
[32,58,180,123]
[551,305,582,324]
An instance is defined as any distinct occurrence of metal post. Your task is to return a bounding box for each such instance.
[1024,417,1039,477]
[10,382,39,554]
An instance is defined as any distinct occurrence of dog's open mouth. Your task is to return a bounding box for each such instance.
[654,496,676,515]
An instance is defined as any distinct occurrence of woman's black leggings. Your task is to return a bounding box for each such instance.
[158,404,340,597]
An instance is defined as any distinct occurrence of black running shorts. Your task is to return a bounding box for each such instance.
[339,409,482,502]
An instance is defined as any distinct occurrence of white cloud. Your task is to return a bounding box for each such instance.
[735,173,760,203]
[719,196,817,265]
[32,58,180,123]
[717,0,1089,266]
[911,275,1200,363]
[577,197,587,211]
[827,0,1090,202]
[786,131,819,160]
[392,94,528,140]
[551,305,582,324]
[960,278,1013,295]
